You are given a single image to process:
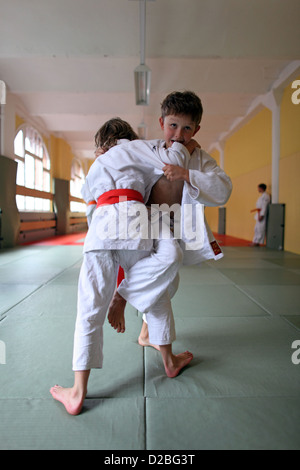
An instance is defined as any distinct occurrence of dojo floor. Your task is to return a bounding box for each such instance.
[0,235,300,450]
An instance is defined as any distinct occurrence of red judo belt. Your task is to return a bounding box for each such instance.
[96,188,144,208]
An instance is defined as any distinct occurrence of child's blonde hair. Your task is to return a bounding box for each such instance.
[95,117,138,152]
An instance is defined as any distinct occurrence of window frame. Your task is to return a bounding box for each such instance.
[70,158,86,213]
[14,125,52,212]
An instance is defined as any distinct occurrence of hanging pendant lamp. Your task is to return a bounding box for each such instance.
[134,0,151,105]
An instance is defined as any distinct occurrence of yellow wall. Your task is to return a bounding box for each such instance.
[205,148,220,232]
[224,108,272,241]
[279,76,300,253]
[223,77,300,254]
[50,135,74,181]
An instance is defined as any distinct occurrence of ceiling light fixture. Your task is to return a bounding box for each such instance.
[134,0,151,105]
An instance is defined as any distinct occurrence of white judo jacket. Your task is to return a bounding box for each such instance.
[180,146,232,264]
[82,139,191,252]
[254,192,271,221]
[82,139,232,263]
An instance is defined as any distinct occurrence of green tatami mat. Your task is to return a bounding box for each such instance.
[0,397,145,450]
[144,316,300,398]
[0,284,40,319]
[0,302,143,399]
[1,283,78,319]
[172,284,268,317]
[1,243,300,450]
[265,257,300,269]
[0,245,83,285]
[0,246,56,266]
[214,256,283,269]
[240,285,300,316]
[283,316,300,330]
[146,397,300,450]
[178,264,232,285]
[217,268,300,285]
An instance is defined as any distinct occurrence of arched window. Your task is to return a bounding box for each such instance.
[14,126,51,211]
[70,159,86,212]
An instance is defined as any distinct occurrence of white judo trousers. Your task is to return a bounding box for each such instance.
[73,239,182,371]
[252,192,271,245]
[253,218,267,244]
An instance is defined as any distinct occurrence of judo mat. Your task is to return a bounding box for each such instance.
[0,241,300,450]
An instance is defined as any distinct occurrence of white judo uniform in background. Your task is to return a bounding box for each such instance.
[252,191,271,244]
[74,139,191,370]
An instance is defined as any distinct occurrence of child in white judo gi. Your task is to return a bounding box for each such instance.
[109,91,233,349]
[83,119,140,227]
[250,183,271,246]
[50,118,197,415]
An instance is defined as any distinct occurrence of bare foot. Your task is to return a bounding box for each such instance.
[163,351,194,378]
[108,291,126,333]
[138,334,160,351]
[50,385,85,416]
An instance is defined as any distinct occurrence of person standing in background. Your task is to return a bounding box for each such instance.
[250,183,271,246]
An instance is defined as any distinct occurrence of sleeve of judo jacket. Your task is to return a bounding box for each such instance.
[81,179,95,204]
[157,142,191,169]
[139,140,191,170]
[187,150,232,207]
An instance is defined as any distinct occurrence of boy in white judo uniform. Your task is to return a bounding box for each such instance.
[50,118,196,415]
[250,183,271,246]
[108,91,233,348]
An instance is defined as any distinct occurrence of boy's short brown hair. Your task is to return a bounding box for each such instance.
[95,117,138,152]
[161,91,203,126]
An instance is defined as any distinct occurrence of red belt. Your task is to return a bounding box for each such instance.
[96,189,144,208]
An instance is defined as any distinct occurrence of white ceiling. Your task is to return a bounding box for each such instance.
[1,0,300,160]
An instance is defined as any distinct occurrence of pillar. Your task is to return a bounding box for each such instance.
[0,155,20,247]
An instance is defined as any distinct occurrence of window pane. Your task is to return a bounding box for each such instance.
[70,201,86,212]
[38,140,43,159]
[14,130,24,158]
[15,126,52,213]
[35,159,43,190]
[16,159,25,186]
[16,195,25,211]
[25,154,35,189]
[25,135,34,153]
[43,153,50,170]
[43,171,50,192]
[43,199,51,212]
[35,198,43,211]
[25,196,35,211]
